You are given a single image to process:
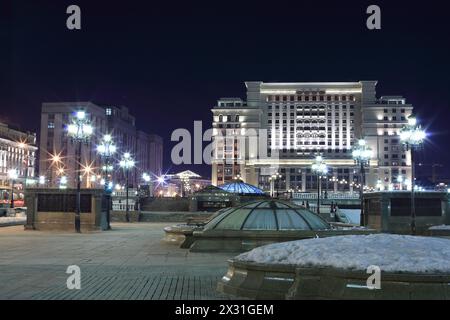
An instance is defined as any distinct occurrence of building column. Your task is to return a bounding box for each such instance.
[285,171,290,192]
[301,171,306,192]
[349,172,354,192]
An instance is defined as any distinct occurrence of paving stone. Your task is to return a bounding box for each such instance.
[0,223,234,300]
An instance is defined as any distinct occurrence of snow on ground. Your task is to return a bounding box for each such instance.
[429,225,450,230]
[236,234,450,273]
[338,209,361,225]
[0,216,26,226]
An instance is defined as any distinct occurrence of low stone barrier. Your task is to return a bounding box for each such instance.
[287,267,450,300]
[110,211,141,222]
[140,211,212,223]
[217,259,296,300]
[217,260,450,300]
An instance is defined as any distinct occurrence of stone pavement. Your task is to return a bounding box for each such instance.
[0,223,235,300]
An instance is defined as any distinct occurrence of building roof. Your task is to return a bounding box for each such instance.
[175,170,201,178]
[217,181,265,195]
[203,200,330,231]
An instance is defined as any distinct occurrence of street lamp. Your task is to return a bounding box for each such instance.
[400,115,426,235]
[8,169,18,208]
[67,110,94,233]
[119,152,135,222]
[352,139,373,226]
[268,172,282,198]
[97,134,116,230]
[18,141,31,188]
[311,155,328,215]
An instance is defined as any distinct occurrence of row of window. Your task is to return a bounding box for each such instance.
[383,108,406,113]
[266,95,356,102]
[217,115,240,122]
[268,105,355,110]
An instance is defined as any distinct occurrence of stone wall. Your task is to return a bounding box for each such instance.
[25,188,106,232]
[140,197,190,212]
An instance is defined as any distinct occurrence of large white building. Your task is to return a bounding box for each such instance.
[211,81,413,193]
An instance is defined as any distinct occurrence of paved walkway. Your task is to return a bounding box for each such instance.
[0,223,235,300]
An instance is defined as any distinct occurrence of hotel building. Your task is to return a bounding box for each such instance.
[212,81,413,193]
[39,102,163,188]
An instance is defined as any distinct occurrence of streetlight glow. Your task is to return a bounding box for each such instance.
[352,138,373,226]
[8,169,18,180]
[311,155,328,214]
[76,110,86,120]
[119,152,135,222]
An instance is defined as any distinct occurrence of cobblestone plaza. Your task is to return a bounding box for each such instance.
[0,224,233,300]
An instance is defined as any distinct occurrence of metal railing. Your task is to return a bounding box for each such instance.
[292,192,360,200]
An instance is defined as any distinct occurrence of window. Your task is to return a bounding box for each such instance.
[48,122,55,129]
[106,108,112,116]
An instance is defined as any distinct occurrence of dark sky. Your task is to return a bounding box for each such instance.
[1,0,450,178]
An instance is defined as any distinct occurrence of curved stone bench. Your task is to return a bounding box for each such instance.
[217,259,450,300]
[217,259,296,300]
[162,224,202,247]
[287,267,450,300]
[428,229,450,238]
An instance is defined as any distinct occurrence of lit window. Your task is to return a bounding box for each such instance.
[106,108,112,116]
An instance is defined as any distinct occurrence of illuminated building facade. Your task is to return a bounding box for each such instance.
[39,102,163,188]
[212,81,414,193]
[0,122,37,199]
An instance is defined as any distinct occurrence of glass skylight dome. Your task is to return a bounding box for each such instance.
[217,181,266,195]
[203,200,330,231]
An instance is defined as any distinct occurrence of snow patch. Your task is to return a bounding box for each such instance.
[0,216,26,226]
[429,225,450,231]
[236,234,450,273]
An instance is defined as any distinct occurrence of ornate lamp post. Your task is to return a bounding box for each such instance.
[18,142,31,189]
[97,134,116,230]
[268,172,282,198]
[352,139,373,226]
[400,115,426,235]
[8,169,18,208]
[119,152,135,222]
[311,155,328,215]
[67,110,94,233]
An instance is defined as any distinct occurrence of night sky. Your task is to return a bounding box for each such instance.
[1,0,450,178]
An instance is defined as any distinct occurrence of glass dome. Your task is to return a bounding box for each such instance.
[203,200,330,231]
[217,181,266,195]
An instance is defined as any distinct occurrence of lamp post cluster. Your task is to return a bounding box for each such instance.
[400,115,426,235]
[351,139,373,226]
[67,111,94,233]
[63,110,142,232]
[311,155,328,215]
[97,134,117,230]
[268,172,282,198]
[119,152,135,223]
